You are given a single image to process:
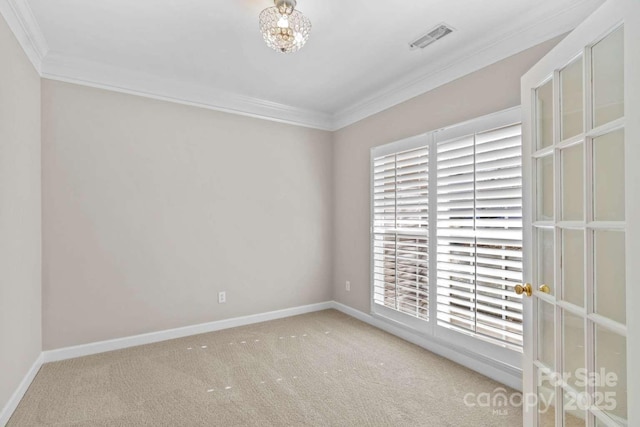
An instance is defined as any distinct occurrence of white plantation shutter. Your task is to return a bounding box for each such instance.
[371,109,523,360]
[373,145,429,320]
[436,123,524,349]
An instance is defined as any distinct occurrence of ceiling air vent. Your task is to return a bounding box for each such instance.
[409,23,454,50]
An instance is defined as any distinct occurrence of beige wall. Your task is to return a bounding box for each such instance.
[332,37,562,313]
[4,18,564,360]
[0,15,42,413]
[42,81,333,350]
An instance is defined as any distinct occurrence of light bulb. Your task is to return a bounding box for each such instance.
[277,15,289,28]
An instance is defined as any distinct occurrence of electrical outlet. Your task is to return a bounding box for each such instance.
[346,281,351,292]
[218,291,226,304]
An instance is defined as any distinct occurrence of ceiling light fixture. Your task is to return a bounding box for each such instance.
[259,0,311,53]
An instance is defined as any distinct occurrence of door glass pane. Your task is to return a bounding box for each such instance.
[536,80,554,150]
[561,144,584,221]
[537,155,554,221]
[563,389,587,427]
[592,27,624,128]
[594,230,626,325]
[595,325,627,423]
[537,369,556,427]
[561,58,584,140]
[538,300,555,369]
[537,228,555,297]
[563,311,585,390]
[562,229,584,307]
[593,130,625,221]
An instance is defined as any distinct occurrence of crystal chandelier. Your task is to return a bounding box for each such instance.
[259,0,311,53]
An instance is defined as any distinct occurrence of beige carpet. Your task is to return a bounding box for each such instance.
[9,310,523,426]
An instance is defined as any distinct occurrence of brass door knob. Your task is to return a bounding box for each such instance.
[539,284,551,294]
[515,283,533,297]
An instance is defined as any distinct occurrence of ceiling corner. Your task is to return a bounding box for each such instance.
[0,0,49,73]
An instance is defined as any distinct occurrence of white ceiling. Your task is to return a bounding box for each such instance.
[2,0,605,129]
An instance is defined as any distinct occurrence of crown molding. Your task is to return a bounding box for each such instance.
[3,0,602,131]
[1,0,333,131]
[330,0,604,130]
[41,53,334,131]
[0,0,48,72]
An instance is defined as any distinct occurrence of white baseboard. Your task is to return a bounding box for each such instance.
[0,353,43,427]
[331,301,523,391]
[3,299,521,426]
[2,302,333,425]
[42,301,334,363]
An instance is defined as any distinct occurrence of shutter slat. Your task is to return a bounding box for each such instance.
[475,134,521,153]
[476,166,522,181]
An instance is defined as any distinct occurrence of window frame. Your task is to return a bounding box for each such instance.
[370,107,524,369]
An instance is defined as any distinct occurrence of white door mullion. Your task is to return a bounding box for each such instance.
[584,38,597,427]
[552,67,564,427]
[522,85,537,427]
[586,117,624,138]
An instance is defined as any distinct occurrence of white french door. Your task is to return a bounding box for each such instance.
[521,1,639,426]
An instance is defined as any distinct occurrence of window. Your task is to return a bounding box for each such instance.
[371,108,524,360]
